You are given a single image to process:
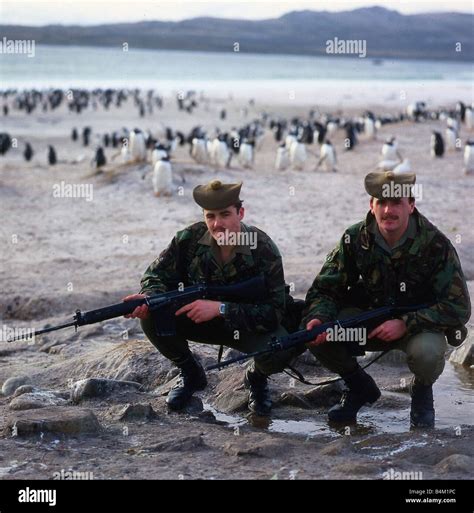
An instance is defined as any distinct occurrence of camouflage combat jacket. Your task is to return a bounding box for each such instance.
[301,209,471,345]
[140,222,286,333]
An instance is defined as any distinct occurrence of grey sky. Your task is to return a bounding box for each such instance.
[1,0,472,26]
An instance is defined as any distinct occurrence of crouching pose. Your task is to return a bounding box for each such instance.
[302,171,470,428]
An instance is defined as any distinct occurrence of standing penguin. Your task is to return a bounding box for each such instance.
[152,155,173,196]
[48,145,57,165]
[71,128,78,142]
[82,126,91,147]
[344,122,357,150]
[130,128,147,161]
[191,137,209,165]
[431,131,444,157]
[364,116,376,140]
[275,143,290,171]
[463,140,474,175]
[445,126,458,151]
[381,137,401,161]
[289,140,307,170]
[214,135,231,169]
[316,140,337,172]
[238,139,254,169]
[23,142,34,161]
[465,107,473,131]
[92,147,106,169]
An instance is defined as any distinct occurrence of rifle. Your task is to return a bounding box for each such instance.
[7,275,267,342]
[206,303,431,371]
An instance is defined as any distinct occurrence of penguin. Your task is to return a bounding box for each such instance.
[102,133,110,148]
[151,143,168,166]
[285,133,297,150]
[431,131,444,157]
[407,101,426,122]
[130,128,147,161]
[214,135,230,169]
[220,109,227,120]
[326,121,338,137]
[465,107,473,131]
[0,132,12,155]
[48,145,57,165]
[3,105,8,116]
[463,140,474,175]
[71,128,78,141]
[364,116,376,139]
[344,122,357,150]
[376,159,401,171]
[447,117,460,133]
[381,137,401,161]
[316,140,337,172]
[275,143,290,171]
[445,126,458,151]
[238,139,254,169]
[289,140,306,170]
[92,147,106,169]
[152,155,173,196]
[82,126,91,147]
[191,137,208,164]
[456,101,466,122]
[313,122,327,145]
[393,159,411,174]
[23,142,33,162]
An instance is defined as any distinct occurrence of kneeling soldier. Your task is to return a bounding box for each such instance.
[302,171,470,428]
[125,180,296,415]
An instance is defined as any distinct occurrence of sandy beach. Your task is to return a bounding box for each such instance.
[0,89,473,481]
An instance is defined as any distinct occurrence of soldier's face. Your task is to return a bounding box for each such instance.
[204,206,245,242]
[370,197,414,234]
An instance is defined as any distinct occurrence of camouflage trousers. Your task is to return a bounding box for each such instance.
[308,307,448,386]
[140,315,303,376]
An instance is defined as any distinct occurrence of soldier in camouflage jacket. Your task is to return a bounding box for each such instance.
[301,171,471,428]
[125,180,296,415]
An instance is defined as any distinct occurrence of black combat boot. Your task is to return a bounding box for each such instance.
[244,363,272,416]
[166,354,207,411]
[328,367,381,423]
[410,379,435,428]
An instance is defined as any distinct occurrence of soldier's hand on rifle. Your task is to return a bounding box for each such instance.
[122,294,150,320]
[368,319,406,341]
[305,318,328,347]
[175,300,220,324]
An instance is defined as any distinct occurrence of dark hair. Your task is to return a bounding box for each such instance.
[234,200,243,212]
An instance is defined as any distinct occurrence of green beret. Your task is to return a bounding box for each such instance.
[193,180,242,209]
[364,171,416,199]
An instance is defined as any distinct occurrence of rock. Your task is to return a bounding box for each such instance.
[6,407,101,436]
[319,437,353,456]
[221,347,246,364]
[9,391,69,411]
[192,410,224,425]
[223,441,263,457]
[449,339,474,366]
[278,391,313,409]
[117,403,157,421]
[48,344,67,355]
[212,369,248,413]
[71,378,143,403]
[12,385,35,397]
[303,382,344,408]
[333,461,379,475]
[2,376,31,396]
[141,435,205,453]
[435,454,473,474]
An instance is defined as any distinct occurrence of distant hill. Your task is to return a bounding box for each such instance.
[1,7,472,61]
